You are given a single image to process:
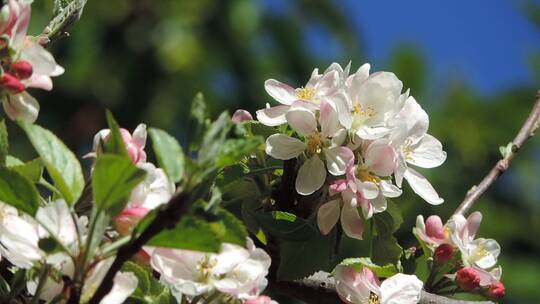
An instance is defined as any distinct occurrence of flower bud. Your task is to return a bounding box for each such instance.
[425,215,445,239]
[434,243,454,264]
[11,60,33,79]
[1,73,25,93]
[114,207,149,236]
[244,296,275,304]
[232,109,253,124]
[456,267,481,291]
[487,281,505,299]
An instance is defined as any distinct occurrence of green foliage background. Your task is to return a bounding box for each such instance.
[8,0,540,302]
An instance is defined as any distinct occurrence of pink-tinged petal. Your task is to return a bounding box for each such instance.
[404,168,444,205]
[425,215,445,240]
[2,92,39,123]
[25,74,53,90]
[356,181,379,200]
[379,274,423,304]
[285,106,317,136]
[265,134,306,160]
[319,100,340,137]
[10,2,30,48]
[256,105,289,126]
[231,109,253,124]
[408,134,447,168]
[466,212,483,239]
[114,207,150,236]
[329,179,348,195]
[379,180,402,198]
[346,164,358,193]
[330,91,353,129]
[324,146,354,176]
[347,63,371,97]
[334,265,371,304]
[314,70,339,96]
[360,267,381,295]
[340,205,364,240]
[264,79,298,105]
[131,124,147,149]
[364,140,397,177]
[395,96,429,142]
[366,193,387,217]
[317,199,340,235]
[394,155,407,188]
[20,41,59,75]
[295,155,326,195]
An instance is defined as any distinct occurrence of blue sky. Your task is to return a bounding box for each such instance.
[263,0,540,94]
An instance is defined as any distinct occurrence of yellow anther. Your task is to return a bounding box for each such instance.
[307,133,323,154]
[296,87,315,101]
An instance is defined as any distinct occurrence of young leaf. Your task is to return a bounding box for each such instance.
[213,207,247,246]
[188,92,210,153]
[148,128,185,183]
[122,261,175,304]
[216,137,263,168]
[21,123,84,204]
[92,154,146,216]
[103,111,128,158]
[0,167,40,216]
[147,216,221,252]
[0,120,7,166]
[9,158,43,183]
[339,257,398,278]
[371,235,403,265]
[197,112,232,166]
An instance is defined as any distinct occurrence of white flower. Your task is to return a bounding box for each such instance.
[129,162,175,210]
[256,67,343,126]
[334,265,423,304]
[81,258,138,304]
[151,238,271,301]
[265,101,353,195]
[390,96,446,205]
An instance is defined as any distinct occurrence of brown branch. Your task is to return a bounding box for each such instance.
[269,271,494,304]
[454,90,540,216]
[87,191,191,304]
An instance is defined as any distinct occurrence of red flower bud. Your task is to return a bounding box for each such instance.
[1,73,25,93]
[114,207,149,236]
[456,267,481,291]
[434,243,454,264]
[11,60,33,79]
[487,281,505,299]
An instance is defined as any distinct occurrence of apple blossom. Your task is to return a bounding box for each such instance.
[89,124,148,164]
[455,267,481,291]
[244,295,278,304]
[413,215,447,248]
[487,281,505,299]
[232,109,253,124]
[128,162,175,210]
[334,265,423,304]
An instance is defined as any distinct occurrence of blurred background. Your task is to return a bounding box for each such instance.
[9,0,540,302]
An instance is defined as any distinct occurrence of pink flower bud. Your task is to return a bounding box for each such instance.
[487,281,505,299]
[456,267,481,291]
[102,127,146,164]
[425,215,445,239]
[11,60,33,79]
[244,296,275,304]
[1,73,25,93]
[114,207,149,236]
[232,109,253,124]
[434,243,454,264]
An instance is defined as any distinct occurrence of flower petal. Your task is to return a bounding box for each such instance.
[317,199,341,235]
[379,180,402,198]
[356,181,379,200]
[256,105,289,126]
[364,139,396,177]
[404,168,444,205]
[340,204,364,240]
[265,134,306,160]
[379,274,423,304]
[334,265,371,304]
[295,155,326,195]
[319,100,340,137]
[264,79,298,105]
[285,106,317,136]
[324,146,354,176]
[408,134,447,168]
[2,92,39,123]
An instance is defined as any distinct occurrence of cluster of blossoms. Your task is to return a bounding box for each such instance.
[255,62,446,239]
[0,0,63,123]
[415,212,505,299]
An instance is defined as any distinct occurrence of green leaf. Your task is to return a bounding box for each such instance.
[277,229,337,281]
[103,111,129,158]
[198,112,232,166]
[339,257,398,278]
[123,262,175,304]
[256,211,317,241]
[0,120,7,166]
[0,167,40,216]
[148,128,185,183]
[216,137,263,168]
[21,123,84,204]
[188,92,210,153]
[372,200,402,236]
[9,158,43,183]
[213,208,247,246]
[371,235,403,265]
[147,216,221,252]
[248,120,277,139]
[92,154,146,216]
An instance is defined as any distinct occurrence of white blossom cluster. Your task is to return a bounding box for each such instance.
[257,62,447,239]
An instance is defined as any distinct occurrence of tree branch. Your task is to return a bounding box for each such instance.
[454,90,540,216]
[269,271,494,304]
[87,191,191,304]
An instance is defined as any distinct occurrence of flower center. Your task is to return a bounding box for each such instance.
[196,256,217,282]
[307,132,323,154]
[352,104,375,118]
[296,87,315,101]
[402,139,413,160]
[369,292,380,304]
[357,166,381,183]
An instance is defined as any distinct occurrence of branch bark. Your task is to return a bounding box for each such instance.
[269,271,494,304]
[454,90,540,216]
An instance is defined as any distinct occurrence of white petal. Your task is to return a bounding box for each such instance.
[132,124,147,149]
[340,205,364,240]
[368,193,387,216]
[20,41,59,75]
[256,105,289,126]
[380,274,423,304]
[36,199,78,251]
[395,96,429,141]
[471,238,500,269]
[394,155,407,188]
[285,106,317,136]
[380,180,402,198]
[324,146,354,176]
[356,126,392,140]
[100,272,138,304]
[319,100,340,137]
[404,168,444,205]
[330,91,352,129]
[317,199,341,235]
[295,155,326,195]
[264,79,298,105]
[2,92,39,123]
[408,134,447,168]
[364,140,397,177]
[265,134,306,160]
[334,265,371,304]
[314,70,339,96]
[356,181,379,200]
[25,75,53,90]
